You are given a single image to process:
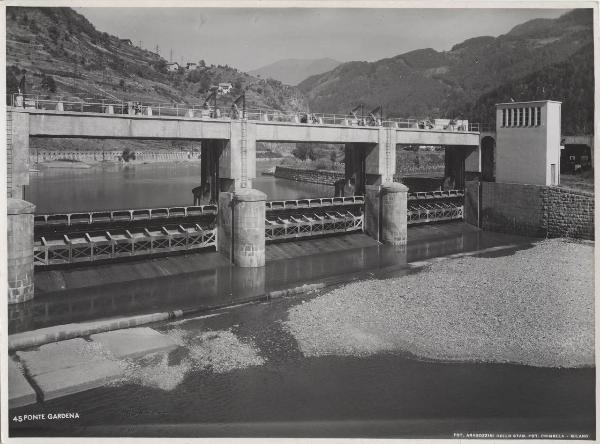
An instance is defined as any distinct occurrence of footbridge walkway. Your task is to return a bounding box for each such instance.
[8,95,483,201]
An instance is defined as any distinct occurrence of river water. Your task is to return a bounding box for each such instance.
[14,161,595,438]
[9,285,596,438]
[28,162,333,213]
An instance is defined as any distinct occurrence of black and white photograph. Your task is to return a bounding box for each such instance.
[2,0,597,440]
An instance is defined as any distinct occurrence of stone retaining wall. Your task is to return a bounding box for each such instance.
[274,166,343,185]
[545,187,594,240]
[470,181,594,240]
[480,182,548,237]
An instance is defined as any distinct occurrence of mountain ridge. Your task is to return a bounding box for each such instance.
[6,7,308,112]
[248,57,341,85]
[298,9,593,133]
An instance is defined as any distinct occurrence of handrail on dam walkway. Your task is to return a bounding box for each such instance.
[31,191,465,266]
[9,93,492,132]
[265,196,365,210]
[34,204,218,228]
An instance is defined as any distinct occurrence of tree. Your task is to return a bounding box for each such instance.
[152,59,167,73]
[28,20,39,33]
[119,79,125,90]
[122,148,136,162]
[198,59,206,67]
[48,25,60,43]
[6,67,20,95]
[41,75,56,93]
[292,143,316,161]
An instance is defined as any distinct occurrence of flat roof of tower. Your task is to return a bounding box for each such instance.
[496,100,562,106]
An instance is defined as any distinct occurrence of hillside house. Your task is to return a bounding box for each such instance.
[119,38,133,46]
[186,62,198,70]
[217,82,233,95]
[166,62,180,72]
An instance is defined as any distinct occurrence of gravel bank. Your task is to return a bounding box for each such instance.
[114,328,265,391]
[286,239,594,368]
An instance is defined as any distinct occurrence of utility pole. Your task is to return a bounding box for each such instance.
[139,40,143,49]
[170,49,173,63]
[155,44,159,55]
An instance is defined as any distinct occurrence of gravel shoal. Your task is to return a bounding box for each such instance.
[285,239,595,368]
[114,328,265,391]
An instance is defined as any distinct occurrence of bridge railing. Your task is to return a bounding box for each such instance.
[468,122,494,132]
[9,93,488,133]
[265,195,365,211]
[34,204,218,228]
[408,189,465,200]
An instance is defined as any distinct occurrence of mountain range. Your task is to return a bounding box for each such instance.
[5,7,594,135]
[248,58,341,85]
[298,9,594,134]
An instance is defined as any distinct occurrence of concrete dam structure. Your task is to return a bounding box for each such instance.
[7,99,575,304]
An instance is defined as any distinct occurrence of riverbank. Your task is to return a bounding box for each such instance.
[274,165,343,185]
[286,238,594,368]
[35,157,201,168]
[38,160,92,169]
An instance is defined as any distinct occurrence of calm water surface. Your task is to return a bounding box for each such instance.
[9,292,595,438]
[28,162,333,213]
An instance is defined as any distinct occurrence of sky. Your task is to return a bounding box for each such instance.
[75,7,570,72]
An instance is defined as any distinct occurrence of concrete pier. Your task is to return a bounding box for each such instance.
[380,182,409,246]
[217,189,267,267]
[364,185,382,241]
[8,199,36,304]
[232,189,266,267]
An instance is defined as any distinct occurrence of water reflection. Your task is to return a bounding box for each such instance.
[10,225,534,334]
[28,162,335,213]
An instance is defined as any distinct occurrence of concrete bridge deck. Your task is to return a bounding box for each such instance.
[20,108,481,147]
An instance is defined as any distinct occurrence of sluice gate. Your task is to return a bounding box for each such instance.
[265,196,365,242]
[34,224,217,266]
[33,204,219,266]
[31,190,464,267]
[407,190,464,225]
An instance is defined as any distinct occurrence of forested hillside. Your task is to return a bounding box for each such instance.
[298,9,593,133]
[452,43,594,135]
[6,7,308,111]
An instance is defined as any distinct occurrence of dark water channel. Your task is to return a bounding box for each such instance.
[9,292,595,438]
